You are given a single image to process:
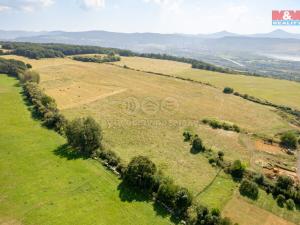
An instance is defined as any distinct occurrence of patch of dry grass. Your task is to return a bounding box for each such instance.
[223,195,296,225]
[2,55,294,195]
[114,56,191,75]
[111,56,300,110]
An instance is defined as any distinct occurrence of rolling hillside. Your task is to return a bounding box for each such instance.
[0,75,173,225]
[2,53,300,225]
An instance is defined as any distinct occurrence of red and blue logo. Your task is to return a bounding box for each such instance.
[272,10,300,26]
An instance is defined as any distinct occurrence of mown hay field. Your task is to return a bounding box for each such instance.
[3,55,299,225]
[0,75,173,225]
[113,56,300,110]
[223,191,300,225]
[3,55,293,192]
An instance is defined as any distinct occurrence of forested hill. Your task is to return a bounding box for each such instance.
[0,42,237,74]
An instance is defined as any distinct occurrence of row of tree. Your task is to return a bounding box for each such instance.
[202,118,241,133]
[23,82,66,133]
[72,54,121,63]
[0,57,28,76]
[123,155,235,224]
[0,57,39,83]
[1,42,134,59]
[1,42,240,74]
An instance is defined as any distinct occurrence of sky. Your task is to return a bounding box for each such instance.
[0,0,300,34]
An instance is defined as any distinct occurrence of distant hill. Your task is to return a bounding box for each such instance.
[3,29,298,55]
[249,29,300,39]
[0,30,48,40]
[1,29,300,80]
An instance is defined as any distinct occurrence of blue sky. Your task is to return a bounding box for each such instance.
[0,0,300,34]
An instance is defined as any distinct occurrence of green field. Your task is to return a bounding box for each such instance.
[195,172,237,210]
[0,75,173,225]
[2,55,299,225]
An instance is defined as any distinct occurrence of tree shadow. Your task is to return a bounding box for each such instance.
[190,147,204,155]
[153,202,181,224]
[53,144,89,160]
[117,181,180,224]
[19,90,42,120]
[117,181,151,203]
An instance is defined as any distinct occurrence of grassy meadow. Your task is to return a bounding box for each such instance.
[113,56,300,110]
[2,54,299,225]
[0,75,173,225]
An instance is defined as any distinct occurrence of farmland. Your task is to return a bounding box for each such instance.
[114,56,300,110]
[0,75,172,225]
[2,54,300,225]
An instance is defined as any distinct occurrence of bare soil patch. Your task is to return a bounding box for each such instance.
[255,140,285,155]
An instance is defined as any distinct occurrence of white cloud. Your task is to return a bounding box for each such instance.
[144,0,184,14]
[0,5,11,11]
[80,0,105,10]
[0,0,54,12]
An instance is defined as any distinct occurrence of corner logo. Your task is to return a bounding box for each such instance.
[272,10,300,26]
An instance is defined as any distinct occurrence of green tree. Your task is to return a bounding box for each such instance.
[156,179,179,209]
[276,175,294,190]
[286,199,295,210]
[65,117,103,155]
[183,131,193,142]
[191,135,205,153]
[280,132,298,149]
[239,179,259,200]
[174,188,192,216]
[277,194,286,207]
[230,160,245,179]
[123,156,157,191]
[19,70,40,83]
[223,87,234,94]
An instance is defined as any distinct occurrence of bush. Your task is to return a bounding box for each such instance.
[123,156,157,192]
[280,132,298,149]
[253,173,264,185]
[73,55,121,63]
[65,117,103,156]
[209,158,216,164]
[286,199,295,210]
[183,131,193,142]
[156,179,179,209]
[239,179,259,200]
[277,194,286,207]
[26,63,32,69]
[230,160,245,179]
[43,111,66,133]
[19,70,40,83]
[202,119,240,133]
[191,135,205,153]
[276,175,294,190]
[98,149,121,167]
[218,151,224,160]
[0,57,27,77]
[223,87,234,94]
[174,188,192,216]
[23,82,66,132]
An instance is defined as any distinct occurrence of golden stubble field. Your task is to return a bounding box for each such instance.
[3,55,299,225]
[113,56,300,110]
